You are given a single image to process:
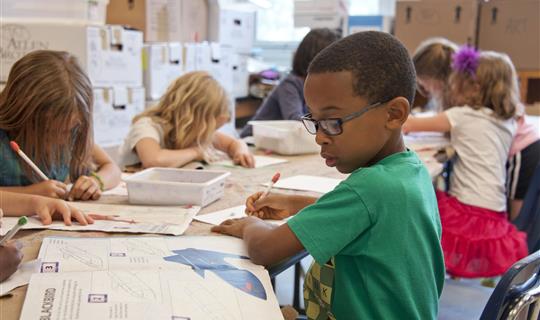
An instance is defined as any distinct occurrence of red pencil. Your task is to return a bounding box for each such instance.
[260,172,280,200]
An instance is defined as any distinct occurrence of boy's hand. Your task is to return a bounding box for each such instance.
[211,216,259,238]
[27,180,67,199]
[245,192,292,220]
[31,196,94,226]
[68,176,101,201]
[0,241,23,282]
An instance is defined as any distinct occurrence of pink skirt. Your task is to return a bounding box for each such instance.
[436,191,528,278]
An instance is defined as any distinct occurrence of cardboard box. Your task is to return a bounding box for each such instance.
[0,22,143,87]
[348,15,393,34]
[2,0,108,24]
[168,0,208,42]
[143,42,183,101]
[93,86,145,147]
[478,0,540,70]
[106,0,169,42]
[394,0,479,54]
[208,1,255,54]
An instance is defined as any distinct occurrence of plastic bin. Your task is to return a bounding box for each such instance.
[124,168,231,207]
[249,120,319,155]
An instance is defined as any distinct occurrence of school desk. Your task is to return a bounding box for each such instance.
[0,150,443,320]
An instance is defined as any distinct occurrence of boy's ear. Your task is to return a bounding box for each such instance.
[385,97,410,130]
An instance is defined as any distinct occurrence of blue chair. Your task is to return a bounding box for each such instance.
[268,250,309,312]
[513,164,540,253]
[479,250,540,320]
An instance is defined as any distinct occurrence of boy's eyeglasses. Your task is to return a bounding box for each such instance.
[301,101,384,136]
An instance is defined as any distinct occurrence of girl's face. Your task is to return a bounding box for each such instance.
[417,77,444,100]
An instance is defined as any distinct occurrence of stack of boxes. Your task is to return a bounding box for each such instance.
[0,1,145,148]
[107,0,256,137]
[393,0,540,106]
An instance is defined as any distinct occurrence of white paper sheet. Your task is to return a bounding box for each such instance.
[0,259,40,297]
[266,175,343,194]
[194,205,288,226]
[19,236,284,320]
[0,202,200,236]
[404,132,450,151]
[212,155,288,168]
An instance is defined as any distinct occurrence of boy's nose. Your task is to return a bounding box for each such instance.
[315,130,331,145]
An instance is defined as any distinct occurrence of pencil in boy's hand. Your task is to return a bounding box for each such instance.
[0,216,28,246]
[10,141,49,181]
[260,172,281,200]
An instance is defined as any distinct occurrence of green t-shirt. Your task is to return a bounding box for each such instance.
[288,151,445,319]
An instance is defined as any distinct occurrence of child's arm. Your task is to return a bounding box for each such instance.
[0,181,67,199]
[1,191,93,225]
[245,192,317,219]
[92,145,121,190]
[68,145,121,201]
[212,132,255,168]
[403,113,452,134]
[212,218,304,266]
[135,138,203,168]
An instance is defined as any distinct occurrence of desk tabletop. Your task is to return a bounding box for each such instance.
[0,150,441,319]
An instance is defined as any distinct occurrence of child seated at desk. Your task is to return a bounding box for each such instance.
[403,48,528,277]
[0,50,121,201]
[240,28,340,137]
[119,71,255,169]
[213,31,444,319]
[0,191,93,282]
[412,39,540,220]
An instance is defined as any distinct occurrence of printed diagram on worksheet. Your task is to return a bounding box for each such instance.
[21,236,284,320]
[0,202,200,236]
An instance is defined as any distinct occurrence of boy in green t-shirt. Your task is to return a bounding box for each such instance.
[212,31,445,319]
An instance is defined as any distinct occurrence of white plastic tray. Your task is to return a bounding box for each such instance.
[124,168,230,207]
[249,120,319,155]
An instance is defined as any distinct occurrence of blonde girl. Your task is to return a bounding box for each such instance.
[0,50,121,201]
[119,71,254,168]
[404,48,528,277]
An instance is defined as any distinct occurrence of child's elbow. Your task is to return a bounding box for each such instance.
[247,241,276,266]
[140,155,167,168]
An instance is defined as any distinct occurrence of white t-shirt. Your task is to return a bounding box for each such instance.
[445,106,516,211]
[118,117,165,167]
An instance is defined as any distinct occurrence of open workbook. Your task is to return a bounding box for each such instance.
[20,236,283,320]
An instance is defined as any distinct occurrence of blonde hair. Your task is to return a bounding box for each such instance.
[134,71,229,150]
[0,50,93,182]
[413,38,459,81]
[448,51,519,120]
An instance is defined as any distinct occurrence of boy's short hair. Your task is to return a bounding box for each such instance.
[308,31,416,105]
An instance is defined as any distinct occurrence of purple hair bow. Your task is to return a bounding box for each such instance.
[452,46,480,77]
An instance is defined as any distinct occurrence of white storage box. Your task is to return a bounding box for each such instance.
[1,0,108,25]
[0,22,143,86]
[143,42,183,101]
[124,168,231,207]
[93,86,145,147]
[208,0,255,54]
[232,53,250,98]
[249,120,320,155]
